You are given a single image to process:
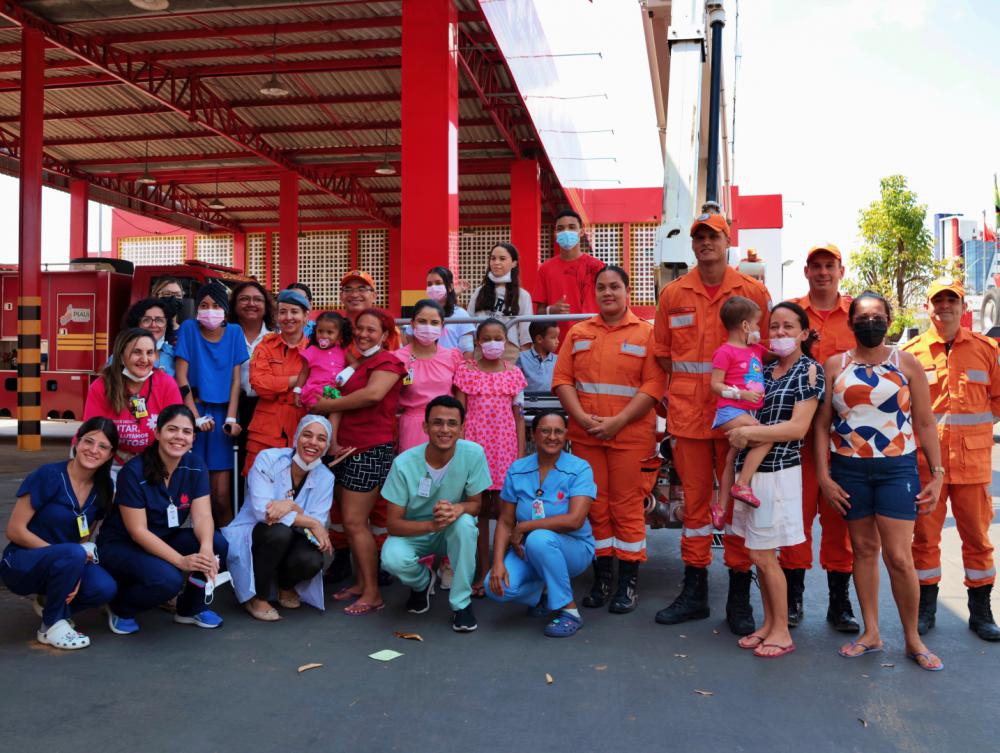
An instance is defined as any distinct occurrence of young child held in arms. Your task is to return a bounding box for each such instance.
[709,296,772,528]
[294,312,356,442]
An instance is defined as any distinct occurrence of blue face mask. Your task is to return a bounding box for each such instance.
[555,230,580,251]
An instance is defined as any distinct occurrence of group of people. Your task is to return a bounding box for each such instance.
[2,209,997,671]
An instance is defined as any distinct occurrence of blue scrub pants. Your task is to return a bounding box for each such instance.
[486,529,593,611]
[99,530,229,619]
[0,544,117,627]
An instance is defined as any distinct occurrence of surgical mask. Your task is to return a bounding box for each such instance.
[746,329,761,345]
[853,319,888,348]
[292,452,323,471]
[197,309,225,330]
[122,366,152,383]
[413,324,442,345]
[426,284,448,302]
[488,271,512,284]
[359,343,381,358]
[555,230,580,251]
[317,338,332,349]
[769,337,798,356]
[481,340,506,360]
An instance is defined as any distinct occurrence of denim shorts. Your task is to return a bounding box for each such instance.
[830,453,920,521]
[712,405,752,430]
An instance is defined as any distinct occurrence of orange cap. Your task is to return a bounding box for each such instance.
[340,269,375,289]
[927,278,965,300]
[689,212,730,237]
[806,243,842,262]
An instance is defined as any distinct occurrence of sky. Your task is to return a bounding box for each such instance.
[1,0,999,296]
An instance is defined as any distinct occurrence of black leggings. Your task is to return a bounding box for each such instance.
[251,523,323,598]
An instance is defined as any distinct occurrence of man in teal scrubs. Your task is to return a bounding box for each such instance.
[381,395,491,632]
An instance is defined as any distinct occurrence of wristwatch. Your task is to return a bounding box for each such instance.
[930,466,946,477]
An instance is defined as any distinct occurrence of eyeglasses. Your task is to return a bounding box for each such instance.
[140,316,167,327]
[78,436,113,453]
[236,295,266,305]
[428,419,461,428]
[537,427,567,437]
[341,286,373,295]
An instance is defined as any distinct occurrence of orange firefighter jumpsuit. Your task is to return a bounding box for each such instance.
[779,293,855,573]
[653,265,770,570]
[245,332,307,474]
[903,325,1000,588]
[552,310,666,562]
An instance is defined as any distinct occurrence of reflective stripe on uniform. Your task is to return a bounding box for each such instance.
[670,314,694,328]
[615,538,647,552]
[683,525,713,537]
[576,381,638,397]
[916,567,941,580]
[933,412,994,426]
[966,369,989,384]
[672,360,713,374]
[966,566,996,580]
[621,342,647,357]
[594,536,615,550]
[573,340,593,353]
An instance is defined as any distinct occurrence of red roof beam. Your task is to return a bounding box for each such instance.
[0,57,93,74]
[174,55,401,79]
[0,73,118,91]
[133,38,401,64]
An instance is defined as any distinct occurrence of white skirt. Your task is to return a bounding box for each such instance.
[731,464,806,551]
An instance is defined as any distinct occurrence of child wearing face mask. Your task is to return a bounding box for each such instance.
[174,280,249,525]
[709,296,774,526]
[293,312,354,417]
[453,318,527,597]
[419,266,475,354]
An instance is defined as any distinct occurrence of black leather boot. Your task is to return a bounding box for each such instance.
[726,568,755,636]
[967,585,1000,641]
[582,557,614,608]
[784,568,806,628]
[917,583,938,635]
[609,560,639,614]
[324,547,352,583]
[826,571,860,633]
[655,565,709,624]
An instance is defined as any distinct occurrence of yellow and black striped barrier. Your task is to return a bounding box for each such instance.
[17,295,41,451]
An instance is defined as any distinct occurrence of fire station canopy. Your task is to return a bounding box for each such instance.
[0,0,569,233]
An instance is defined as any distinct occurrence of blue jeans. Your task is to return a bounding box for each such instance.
[486,530,594,611]
[830,453,920,522]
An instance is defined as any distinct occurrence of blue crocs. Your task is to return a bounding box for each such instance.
[107,608,140,635]
[544,611,583,638]
[174,610,224,629]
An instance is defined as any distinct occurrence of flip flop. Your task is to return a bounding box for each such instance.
[738,634,766,650]
[838,640,884,658]
[906,651,944,672]
[332,586,362,602]
[471,584,486,599]
[754,642,796,659]
[343,600,385,616]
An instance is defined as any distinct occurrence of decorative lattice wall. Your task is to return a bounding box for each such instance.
[296,230,351,309]
[247,233,267,287]
[630,222,658,307]
[118,235,185,266]
[194,235,234,268]
[587,223,624,268]
[457,225,512,308]
[357,228,389,307]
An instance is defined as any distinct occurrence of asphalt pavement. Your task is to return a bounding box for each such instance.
[0,433,997,753]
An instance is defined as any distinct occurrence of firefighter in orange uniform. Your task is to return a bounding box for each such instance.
[781,244,860,633]
[553,265,666,614]
[903,279,1000,641]
[652,212,771,635]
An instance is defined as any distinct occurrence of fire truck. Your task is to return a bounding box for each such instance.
[0,259,248,420]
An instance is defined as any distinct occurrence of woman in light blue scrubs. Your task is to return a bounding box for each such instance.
[486,410,596,637]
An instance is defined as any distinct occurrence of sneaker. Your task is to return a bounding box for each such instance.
[437,559,454,591]
[452,605,478,632]
[406,570,437,614]
[544,611,583,638]
[106,607,140,635]
[174,610,224,629]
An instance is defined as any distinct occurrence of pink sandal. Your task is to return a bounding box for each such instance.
[730,484,761,509]
[343,600,385,616]
[710,503,726,530]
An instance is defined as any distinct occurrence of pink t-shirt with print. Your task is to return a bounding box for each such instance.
[83,371,183,463]
[711,342,767,411]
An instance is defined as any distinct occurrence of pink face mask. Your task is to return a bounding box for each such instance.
[481,340,506,360]
[197,309,225,330]
[425,285,448,303]
[412,324,442,345]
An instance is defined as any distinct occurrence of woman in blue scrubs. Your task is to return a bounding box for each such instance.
[98,404,228,635]
[486,410,597,637]
[1,418,119,650]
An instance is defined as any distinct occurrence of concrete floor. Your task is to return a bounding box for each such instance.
[0,436,997,753]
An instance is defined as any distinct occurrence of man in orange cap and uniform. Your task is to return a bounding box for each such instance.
[903,279,1000,641]
[781,244,860,633]
[652,212,771,635]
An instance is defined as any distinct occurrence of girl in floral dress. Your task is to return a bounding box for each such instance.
[454,318,527,596]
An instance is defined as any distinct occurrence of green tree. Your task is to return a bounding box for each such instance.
[844,175,948,337]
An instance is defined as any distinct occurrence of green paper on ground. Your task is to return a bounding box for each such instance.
[369,649,403,662]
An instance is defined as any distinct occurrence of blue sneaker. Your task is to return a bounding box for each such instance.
[174,610,223,629]
[106,608,140,635]
[544,611,583,638]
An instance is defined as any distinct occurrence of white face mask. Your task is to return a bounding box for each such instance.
[488,271,512,284]
[770,337,799,356]
[746,330,761,345]
[292,453,322,471]
[123,366,152,383]
[359,343,381,357]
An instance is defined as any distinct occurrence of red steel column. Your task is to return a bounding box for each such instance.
[17,27,44,451]
[387,225,401,316]
[510,159,541,295]
[69,179,89,261]
[278,170,299,290]
[400,0,458,314]
[232,232,247,274]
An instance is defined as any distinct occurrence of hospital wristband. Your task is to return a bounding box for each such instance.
[292,386,302,394]
[225,417,237,425]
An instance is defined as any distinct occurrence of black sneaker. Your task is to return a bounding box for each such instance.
[406,570,436,615]
[452,605,478,632]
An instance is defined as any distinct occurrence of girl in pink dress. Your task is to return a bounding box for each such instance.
[294,312,354,424]
[454,318,527,596]
[396,300,463,452]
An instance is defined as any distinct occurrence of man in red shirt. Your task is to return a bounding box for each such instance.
[533,209,606,339]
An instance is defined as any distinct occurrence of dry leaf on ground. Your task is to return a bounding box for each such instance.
[394,631,424,642]
[297,663,323,673]
[694,689,713,696]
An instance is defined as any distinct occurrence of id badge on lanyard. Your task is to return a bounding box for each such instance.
[532,491,546,520]
[403,356,415,387]
[417,475,432,498]
[166,502,180,528]
[76,513,90,538]
[129,395,149,419]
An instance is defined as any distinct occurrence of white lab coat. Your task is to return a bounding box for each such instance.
[222,448,334,610]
